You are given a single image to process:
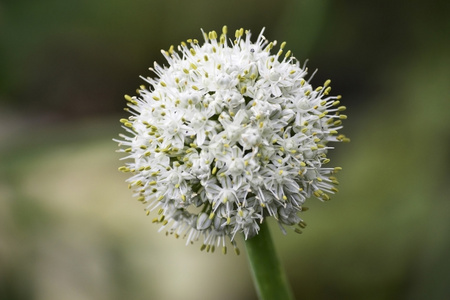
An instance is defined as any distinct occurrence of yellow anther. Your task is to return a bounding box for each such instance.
[235,28,243,39]
[338,106,347,112]
[160,81,166,87]
[298,222,306,229]
[118,166,129,172]
[339,115,347,120]
[209,31,217,40]
[222,25,228,35]
[190,48,196,55]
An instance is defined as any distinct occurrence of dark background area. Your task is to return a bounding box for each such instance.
[1,1,449,299]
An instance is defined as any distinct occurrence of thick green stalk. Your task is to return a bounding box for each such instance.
[244,221,295,300]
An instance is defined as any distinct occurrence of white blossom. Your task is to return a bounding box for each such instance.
[116,26,349,254]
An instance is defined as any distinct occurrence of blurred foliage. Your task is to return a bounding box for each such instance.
[1,0,450,299]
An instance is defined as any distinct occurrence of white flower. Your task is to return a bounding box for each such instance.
[116,26,349,254]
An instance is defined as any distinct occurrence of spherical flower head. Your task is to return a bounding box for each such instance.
[116,26,349,254]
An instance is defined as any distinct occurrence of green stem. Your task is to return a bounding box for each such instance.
[244,221,295,300]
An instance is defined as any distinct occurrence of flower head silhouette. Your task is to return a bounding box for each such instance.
[116,26,349,254]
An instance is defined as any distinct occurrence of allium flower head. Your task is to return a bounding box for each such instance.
[116,26,349,254]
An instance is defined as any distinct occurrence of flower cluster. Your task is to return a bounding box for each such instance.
[116,26,349,254]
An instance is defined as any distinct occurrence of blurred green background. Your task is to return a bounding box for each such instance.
[1,0,449,299]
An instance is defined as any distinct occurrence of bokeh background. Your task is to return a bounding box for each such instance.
[1,0,449,299]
